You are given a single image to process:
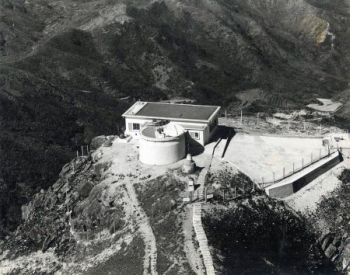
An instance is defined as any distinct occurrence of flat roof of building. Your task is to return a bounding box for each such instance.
[123,101,220,122]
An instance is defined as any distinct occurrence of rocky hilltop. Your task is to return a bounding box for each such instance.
[1,0,350,249]
[0,135,338,274]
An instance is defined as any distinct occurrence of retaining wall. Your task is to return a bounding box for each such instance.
[266,151,343,198]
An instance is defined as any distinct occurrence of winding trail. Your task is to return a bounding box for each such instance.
[125,183,158,275]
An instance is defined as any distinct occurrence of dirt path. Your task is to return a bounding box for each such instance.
[183,205,205,275]
[124,183,158,275]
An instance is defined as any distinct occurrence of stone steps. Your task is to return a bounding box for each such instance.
[193,203,216,275]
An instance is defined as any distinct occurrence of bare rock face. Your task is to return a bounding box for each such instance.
[312,169,350,273]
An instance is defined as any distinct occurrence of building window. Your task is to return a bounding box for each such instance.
[132,123,140,131]
[189,131,200,140]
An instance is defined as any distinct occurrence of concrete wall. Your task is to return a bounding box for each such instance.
[187,129,205,145]
[124,112,219,146]
[267,180,295,198]
[139,134,186,165]
[267,152,343,198]
[292,153,342,193]
[124,118,152,138]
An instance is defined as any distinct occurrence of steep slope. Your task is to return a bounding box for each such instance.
[1,0,350,235]
[0,137,338,274]
[203,197,337,274]
[308,169,350,273]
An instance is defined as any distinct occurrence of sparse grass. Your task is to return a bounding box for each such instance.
[206,168,258,202]
[202,196,336,274]
[311,169,350,236]
[86,236,145,275]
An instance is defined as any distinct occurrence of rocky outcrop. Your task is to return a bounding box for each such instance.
[318,232,350,273]
[310,169,350,273]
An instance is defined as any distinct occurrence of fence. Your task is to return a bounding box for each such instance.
[258,148,338,188]
[218,111,348,137]
[76,144,90,158]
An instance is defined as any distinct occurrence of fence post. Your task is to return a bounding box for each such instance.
[81,146,84,156]
[273,172,275,183]
[311,153,313,163]
[302,158,304,168]
[76,150,79,158]
[292,163,295,173]
[283,167,285,178]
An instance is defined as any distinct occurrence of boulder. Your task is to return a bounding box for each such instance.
[59,163,71,178]
[333,236,342,247]
[77,182,93,199]
[322,234,334,251]
[325,243,338,259]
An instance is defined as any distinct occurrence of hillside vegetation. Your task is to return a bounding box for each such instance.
[1,0,350,235]
[0,138,338,274]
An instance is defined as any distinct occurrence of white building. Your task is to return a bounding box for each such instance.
[122,101,221,146]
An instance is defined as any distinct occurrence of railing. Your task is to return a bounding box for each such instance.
[258,148,339,188]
